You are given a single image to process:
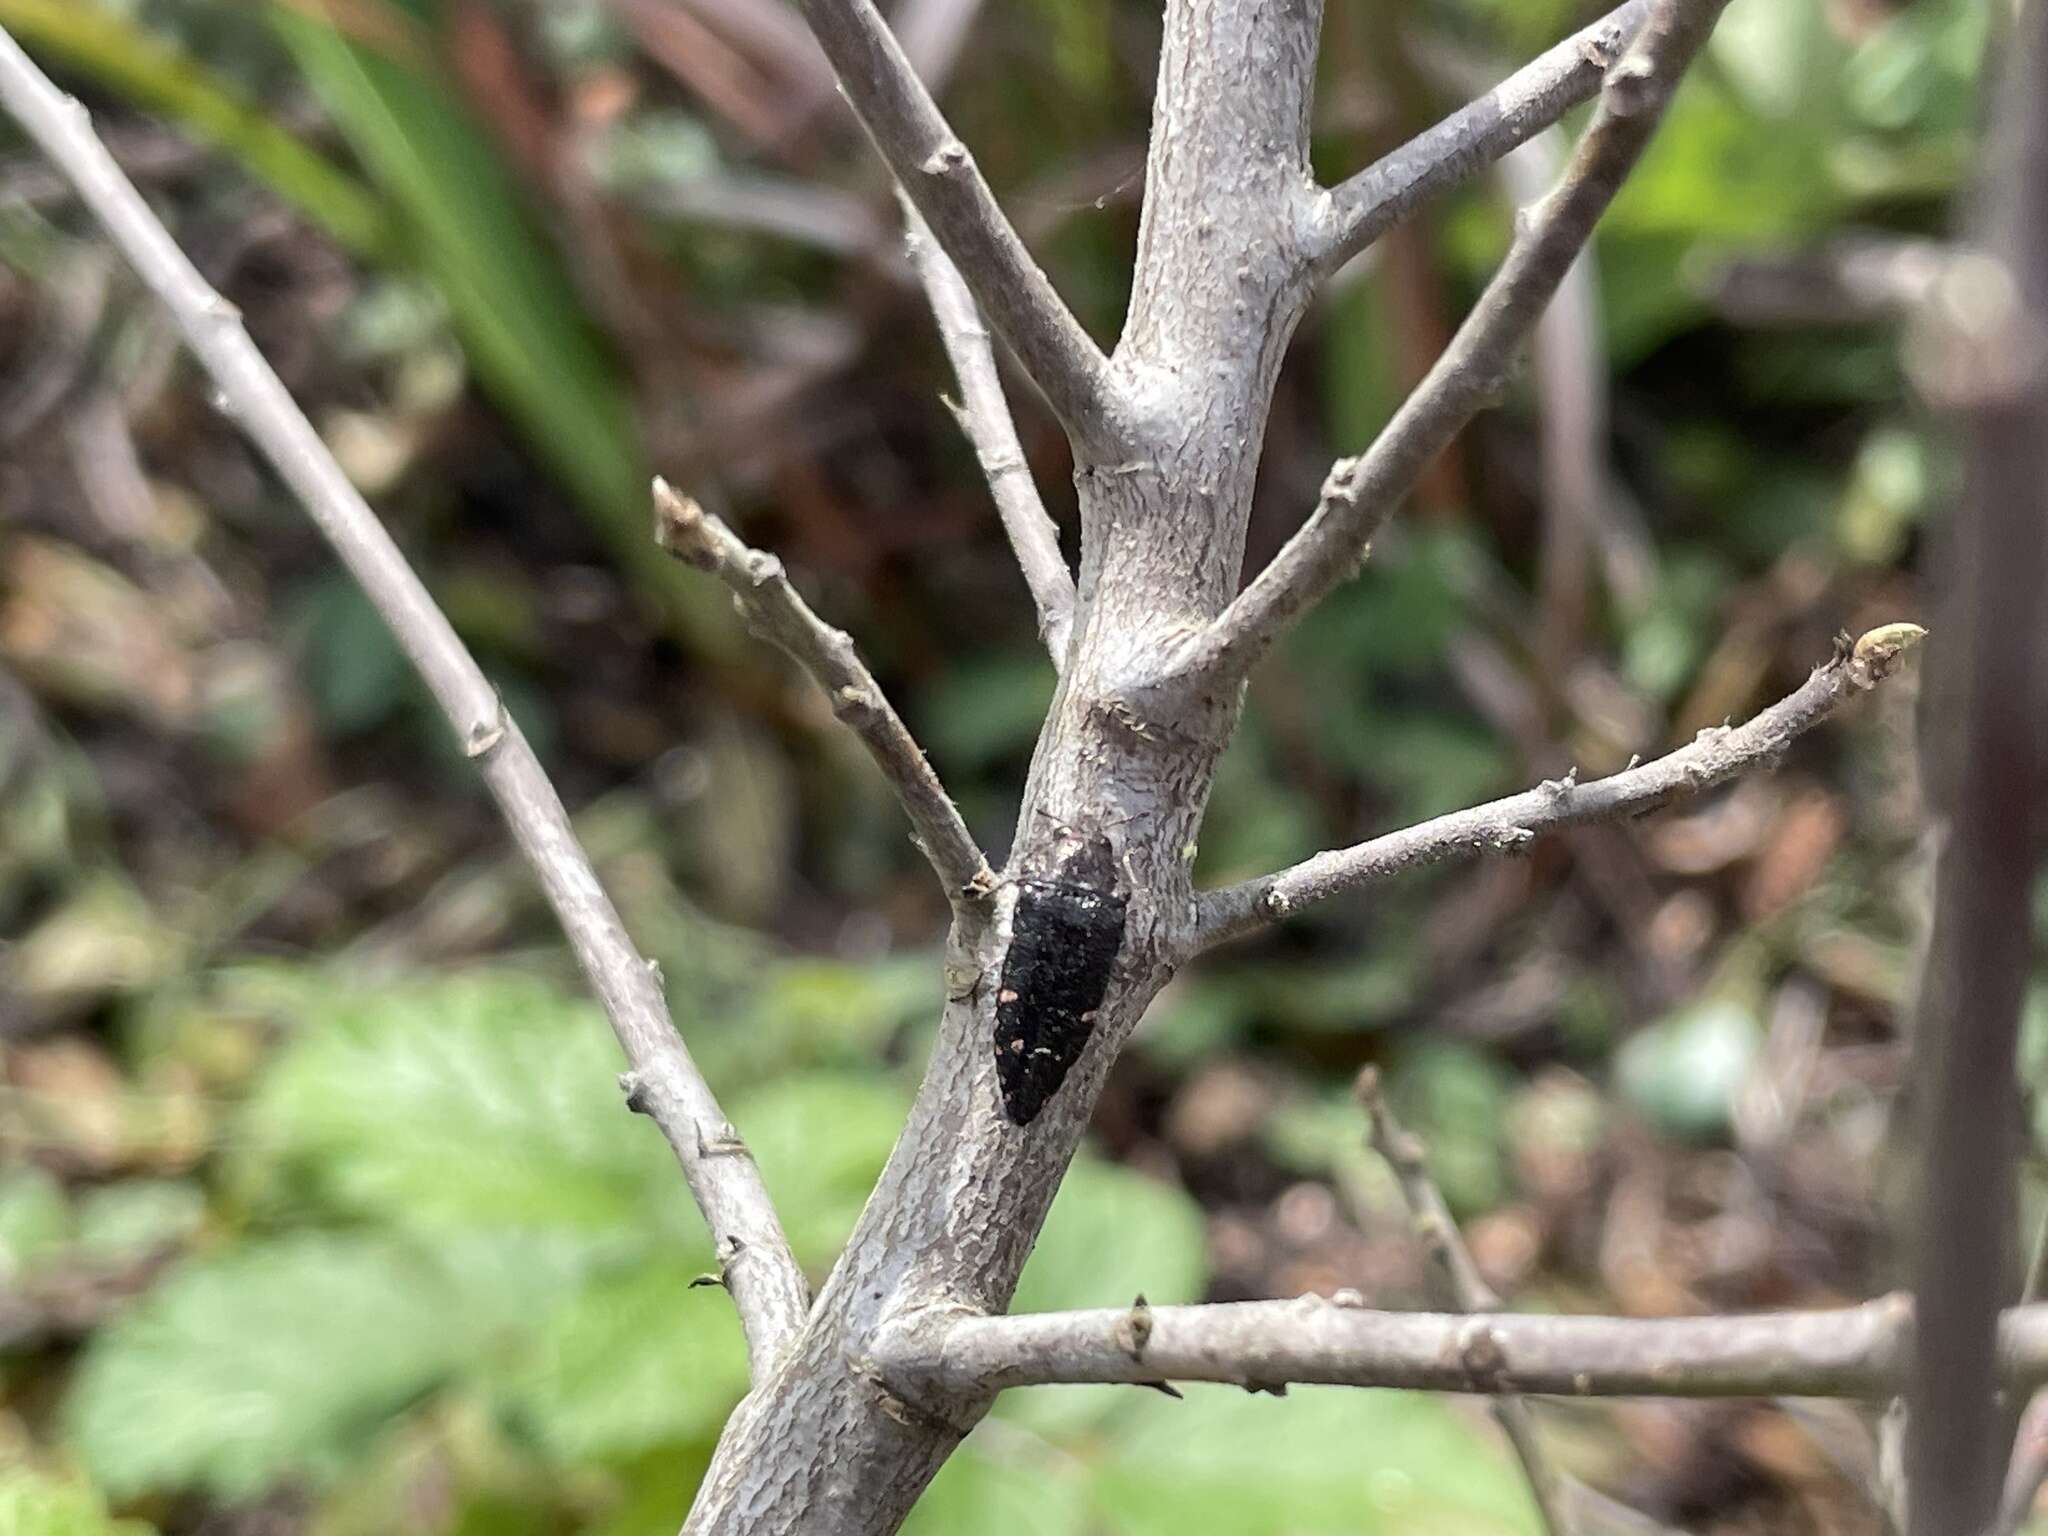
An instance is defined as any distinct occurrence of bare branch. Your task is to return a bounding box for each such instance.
[1174,0,1728,689]
[1308,0,1653,276]
[654,481,996,906]
[1194,626,1923,951]
[0,27,812,1373]
[790,0,1120,439]
[879,1292,2048,1401]
[1906,2,2048,1528]
[900,198,1076,667]
[1358,1069,1574,1536]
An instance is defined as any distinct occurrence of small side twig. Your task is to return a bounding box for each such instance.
[654,481,995,908]
[878,1291,2048,1400]
[0,26,811,1374]
[1176,0,1730,688]
[900,197,1076,667]
[1193,626,1923,950]
[1357,1068,1575,1536]
[789,0,1120,439]
[1308,0,1653,275]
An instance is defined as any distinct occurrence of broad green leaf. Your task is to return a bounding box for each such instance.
[735,1071,913,1268]
[998,1156,1210,1438]
[242,970,682,1235]
[1014,1157,1207,1315]
[0,0,392,257]
[65,1234,511,1497]
[0,1468,156,1536]
[487,1254,748,1461]
[1088,1385,1539,1535]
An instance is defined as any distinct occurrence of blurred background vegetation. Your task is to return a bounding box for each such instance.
[0,0,2013,1530]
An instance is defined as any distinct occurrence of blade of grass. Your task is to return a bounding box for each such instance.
[266,4,736,655]
[0,0,392,257]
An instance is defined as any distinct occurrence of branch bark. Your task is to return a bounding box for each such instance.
[1307,0,1653,276]
[654,482,995,907]
[1904,1,2048,1528]
[1172,0,1728,690]
[878,1293,2048,1401]
[789,0,1121,441]
[0,27,811,1375]
[899,199,1076,667]
[1195,626,1923,950]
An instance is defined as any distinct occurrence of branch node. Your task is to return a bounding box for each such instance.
[1602,53,1660,117]
[1120,1294,1155,1361]
[462,704,507,760]
[1457,1318,1512,1391]
[618,1069,650,1116]
[920,140,971,178]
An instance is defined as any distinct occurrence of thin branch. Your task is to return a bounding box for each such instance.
[1358,1068,1574,1536]
[1194,626,1924,950]
[879,1292,2048,1401]
[1308,0,1653,276]
[1906,0,2048,1527]
[790,0,1120,439]
[1174,0,1727,689]
[899,198,1076,667]
[0,27,812,1373]
[654,481,996,906]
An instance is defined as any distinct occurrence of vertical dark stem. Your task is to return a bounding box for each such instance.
[1906,6,2048,1530]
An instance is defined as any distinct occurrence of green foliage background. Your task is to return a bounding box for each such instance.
[0,0,2003,1529]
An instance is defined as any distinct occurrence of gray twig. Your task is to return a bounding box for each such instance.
[0,25,811,1375]
[1308,0,1653,276]
[789,0,1120,439]
[1176,0,1730,687]
[900,198,1076,667]
[878,1292,2048,1400]
[1194,627,1924,950]
[654,481,996,907]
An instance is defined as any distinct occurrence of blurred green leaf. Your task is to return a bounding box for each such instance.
[72,1178,206,1263]
[65,1234,507,1498]
[0,1163,71,1279]
[1617,997,1763,1142]
[0,0,392,256]
[487,1254,749,1461]
[242,969,682,1235]
[1390,1041,1514,1217]
[0,1468,155,1536]
[1015,1156,1207,1315]
[1091,1386,1537,1535]
[925,1385,1540,1536]
[735,1071,912,1267]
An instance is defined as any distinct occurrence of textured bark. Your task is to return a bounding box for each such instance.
[3,1,1904,1532]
